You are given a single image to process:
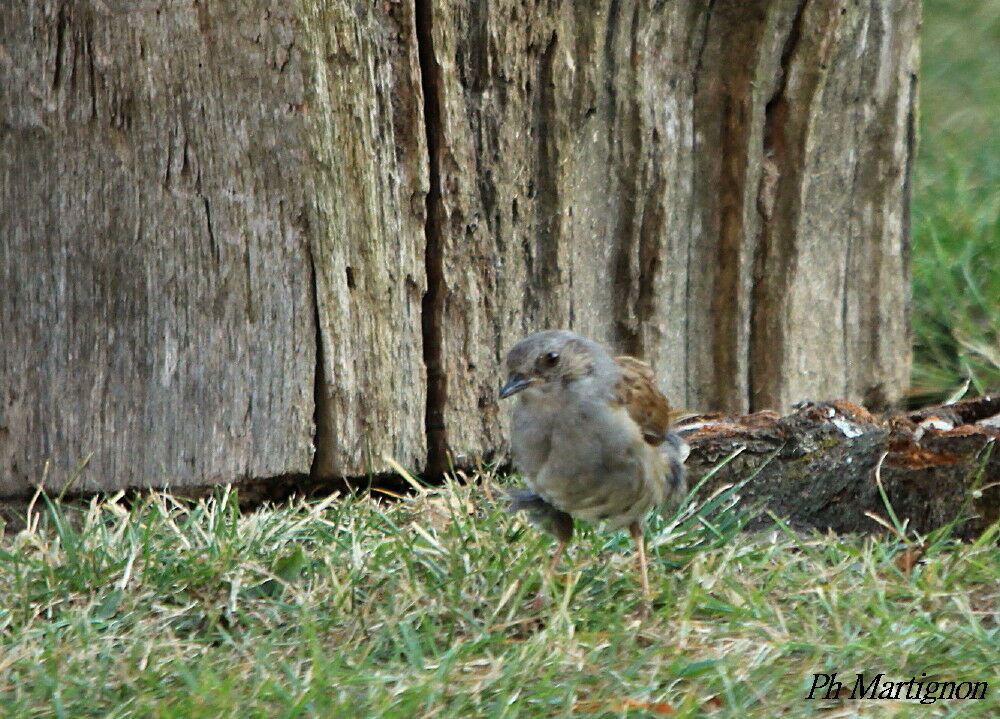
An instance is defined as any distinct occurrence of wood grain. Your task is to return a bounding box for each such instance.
[1,1,919,494]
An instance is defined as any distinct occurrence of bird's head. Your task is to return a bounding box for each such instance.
[499,330,601,400]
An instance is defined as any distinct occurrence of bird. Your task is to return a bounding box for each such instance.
[499,329,687,608]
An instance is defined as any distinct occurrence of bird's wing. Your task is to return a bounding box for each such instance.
[613,355,672,446]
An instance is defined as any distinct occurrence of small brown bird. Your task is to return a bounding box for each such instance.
[500,329,687,606]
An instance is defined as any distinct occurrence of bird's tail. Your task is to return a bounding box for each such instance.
[661,430,689,499]
[507,488,549,513]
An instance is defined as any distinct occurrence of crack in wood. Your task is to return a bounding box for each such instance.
[610,3,649,358]
[85,24,97,121]
[749,0,810,412]
[711,89,752,413]
[901,68,918,349]
[684,0,717,408]
[415,0,448,476]
[531,30,561,325]
[52,3,68,91]
[202,197,219,265]
[307,232,336,479]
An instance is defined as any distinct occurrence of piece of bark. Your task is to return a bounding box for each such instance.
[680,396,1000,540]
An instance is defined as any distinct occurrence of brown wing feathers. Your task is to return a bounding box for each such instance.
[612,356,672,446]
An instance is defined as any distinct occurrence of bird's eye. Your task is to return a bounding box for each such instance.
[543,351,560,366]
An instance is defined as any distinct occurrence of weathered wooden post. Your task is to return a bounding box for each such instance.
[1,1,919,495]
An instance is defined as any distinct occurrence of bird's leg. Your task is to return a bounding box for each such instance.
[529,538,566,611]
[629,521,651,611]
[548,537,567,577]
[546,512,573,588]
[532,513,574,611]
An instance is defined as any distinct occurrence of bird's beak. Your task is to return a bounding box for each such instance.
[499,373,533,399]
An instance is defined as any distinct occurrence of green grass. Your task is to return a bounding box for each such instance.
[1,478,996,717]
[911,1,999,402]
